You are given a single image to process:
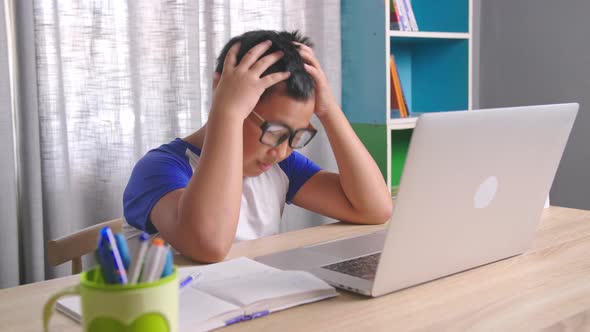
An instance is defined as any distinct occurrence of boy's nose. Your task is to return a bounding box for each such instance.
[268,140,291,159]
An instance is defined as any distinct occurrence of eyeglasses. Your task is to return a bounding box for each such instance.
[250,111,317,149]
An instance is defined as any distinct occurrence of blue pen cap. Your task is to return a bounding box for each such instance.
[139,232,150,242]
[115,233,131,270]
[161,246,173,278]
[96,227,116,283]
[97,226,108,245]
[96,226,128,284]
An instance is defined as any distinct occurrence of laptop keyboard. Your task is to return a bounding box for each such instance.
[322,252,381,280]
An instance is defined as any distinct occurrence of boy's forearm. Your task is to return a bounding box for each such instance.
[178,110,244,260]
[317,106,392,220]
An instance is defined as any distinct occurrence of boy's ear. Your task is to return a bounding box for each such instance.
[212,71,221,90]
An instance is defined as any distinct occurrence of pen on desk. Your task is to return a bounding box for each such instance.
[179,272,202,290]
[141,238,168,283]
[96,226,128,284]
[128,232,150,284]
[248,310,270,320]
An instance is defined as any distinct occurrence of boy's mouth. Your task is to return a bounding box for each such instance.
[257,161,273,172]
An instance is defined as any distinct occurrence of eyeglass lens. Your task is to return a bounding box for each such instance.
[260,123,314,148]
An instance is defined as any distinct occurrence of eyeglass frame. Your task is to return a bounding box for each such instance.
[249,111,318,149]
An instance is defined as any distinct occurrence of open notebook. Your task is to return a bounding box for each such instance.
[57,257,338,331]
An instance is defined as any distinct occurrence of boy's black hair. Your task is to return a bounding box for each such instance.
[215,30,315,100]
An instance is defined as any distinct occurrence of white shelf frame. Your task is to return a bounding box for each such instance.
[389,31,470,39]
[387,117,418,130]
[385,0,474,191]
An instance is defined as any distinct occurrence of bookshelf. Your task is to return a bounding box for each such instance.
[341,0,473,192]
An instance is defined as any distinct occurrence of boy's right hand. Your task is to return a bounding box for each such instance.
[210,40,290,121]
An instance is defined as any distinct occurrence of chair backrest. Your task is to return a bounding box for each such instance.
[47,218,123,274]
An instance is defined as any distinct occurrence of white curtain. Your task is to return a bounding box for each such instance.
[1,0,22,288]
[1,0,340,286]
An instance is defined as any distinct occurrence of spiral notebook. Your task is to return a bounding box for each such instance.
[57,257,338,331]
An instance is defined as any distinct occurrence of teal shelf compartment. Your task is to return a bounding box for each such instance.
[411,0,469,33]
[390,38,469,113]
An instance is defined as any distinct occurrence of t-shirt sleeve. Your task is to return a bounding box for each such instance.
[123,150,191,233]
[279,151,322,204]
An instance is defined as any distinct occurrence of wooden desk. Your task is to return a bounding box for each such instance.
[2,206,590,331]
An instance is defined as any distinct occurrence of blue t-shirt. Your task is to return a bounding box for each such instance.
[123,138,321,241]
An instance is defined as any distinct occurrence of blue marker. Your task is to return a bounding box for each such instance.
[115,233,131,270]
[161,247,173,278]
[96,226,128,284]
[225,316,244,326]
[241,310,269,321]
[179,272,202,290]
[250,310,269,319]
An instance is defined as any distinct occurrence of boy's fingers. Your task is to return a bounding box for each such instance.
[292,41,318,64]
[304,63,324,86]
[298,49,321,69]
[224,42,241,69]
[238,40,273,70]
[260,71,291,88]
[293,41,312,51]
[303,63,318,77]
[251,51,284,76]
[293,41,315,57]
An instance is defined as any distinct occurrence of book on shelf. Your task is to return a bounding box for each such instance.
[390,109,403,119]
[390,54,409,118]
[393,0,419,31]
[403,0,419,31]
[390,110,427,120]
[389,0,400,30]
[56,257,338,332]
[393,0,409,31]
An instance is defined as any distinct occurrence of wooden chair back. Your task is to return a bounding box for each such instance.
[47,218,123,274]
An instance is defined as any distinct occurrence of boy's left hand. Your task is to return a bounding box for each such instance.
[295,42,339,118]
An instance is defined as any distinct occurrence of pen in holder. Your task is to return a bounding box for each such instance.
[43,266,178,332]
[43,229,178,332]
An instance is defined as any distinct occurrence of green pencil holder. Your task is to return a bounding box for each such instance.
[43,267,178,332]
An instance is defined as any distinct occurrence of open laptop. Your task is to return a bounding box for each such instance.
[256,103,578,297]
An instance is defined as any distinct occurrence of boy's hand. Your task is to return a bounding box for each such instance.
[295,42,339,118]
[211,40,291,121]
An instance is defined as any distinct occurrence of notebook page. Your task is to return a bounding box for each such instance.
[56,288,243,332]
[178,257,279,284]
[196,270,335,308]
[179,287,242,331]
[56,296,82,322]
[56,258,271,325]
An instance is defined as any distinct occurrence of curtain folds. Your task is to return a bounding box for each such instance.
[1,0,21,288]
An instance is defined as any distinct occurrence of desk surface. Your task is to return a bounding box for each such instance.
[2,206,590,332]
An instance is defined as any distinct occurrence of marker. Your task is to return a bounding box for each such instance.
[128,232,150,284]
[161,247,173,278]
[141,238,168,283]
[225,316,244,326]
[179,272,202,290]
[250,310,270,319]
[96,226,128,284]
[240,310,269,322]
[115,233,131,269]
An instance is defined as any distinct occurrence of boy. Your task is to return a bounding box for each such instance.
[123,30,392,263]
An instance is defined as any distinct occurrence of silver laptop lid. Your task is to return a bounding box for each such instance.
[372,103,578,297]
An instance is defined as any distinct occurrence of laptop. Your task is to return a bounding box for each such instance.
[256,103,578,297]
